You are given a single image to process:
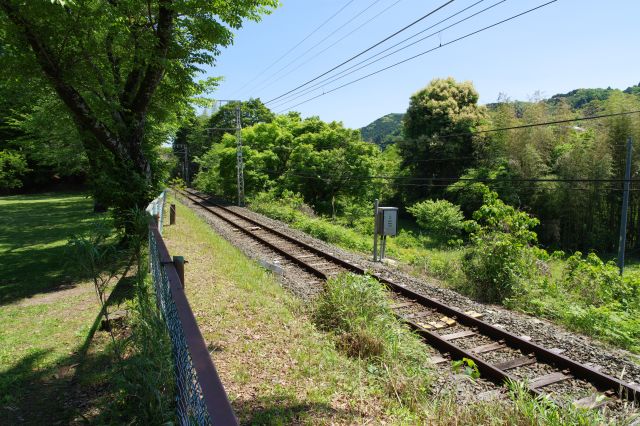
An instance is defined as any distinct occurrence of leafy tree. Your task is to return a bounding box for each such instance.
[195,114,380,216]
[0,0,278,225]
[8,93,88,177]
[398,77,487,201]
[206,98,275,145]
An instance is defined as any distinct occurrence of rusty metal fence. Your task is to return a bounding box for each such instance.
[147,193,237,425]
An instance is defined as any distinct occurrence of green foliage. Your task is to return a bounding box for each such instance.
[461,191,540,302]
[0,149,28,190]
[1,0,278,227]
[564,252,634,307]
[508,251,640,352]
[110,275,174,424]
[313,273,431,406]
[196,114,382,213]
[250,190,372,252]
[506,380,606,424]
[206,98,275,146]
[407,199,466,244]
[168,176,187,192]
[451,358,480,380]
[398,77,487,201]
[472,191,539,243]
[6,93,88,177]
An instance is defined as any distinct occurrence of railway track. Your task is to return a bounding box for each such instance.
[178,188,639,414]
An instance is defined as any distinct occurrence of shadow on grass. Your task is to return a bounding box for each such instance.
[0,272,138,425]
[0,193,123,305]
[234,395,354,425]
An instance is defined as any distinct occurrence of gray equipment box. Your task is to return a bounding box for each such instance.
[377,207,398,236]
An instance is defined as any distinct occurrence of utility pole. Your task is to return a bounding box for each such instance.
[204,99,245,206]
[617,136,633,274]
[183,145,189,185]
[173,144,189,185]
[235,104,245,207]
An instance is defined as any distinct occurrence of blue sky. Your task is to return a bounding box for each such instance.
[204,0,640,129]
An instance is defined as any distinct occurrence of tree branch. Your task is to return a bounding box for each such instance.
[0,0,130,163]
[130,0,173,116]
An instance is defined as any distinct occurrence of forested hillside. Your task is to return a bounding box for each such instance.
[359,112,404,149]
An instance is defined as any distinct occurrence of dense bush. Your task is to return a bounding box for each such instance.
[0,150,29,190]
[563,252,636,307]
[461,191,540,302]
[407,199,466,243]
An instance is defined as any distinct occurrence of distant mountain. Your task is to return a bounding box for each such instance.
[359,113,404,149]
[549,83,640,109]
[360,83,640,148]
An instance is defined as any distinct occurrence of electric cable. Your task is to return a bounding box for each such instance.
[270,0,499,108]
[265,0,456,104]
[277,0,559,112]
[229,0,357,98]
[251,0,390,96]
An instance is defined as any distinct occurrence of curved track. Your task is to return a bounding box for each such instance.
[178,188,639,412]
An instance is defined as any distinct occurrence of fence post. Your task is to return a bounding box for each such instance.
[170,204,176,225]
[173,256,185,288]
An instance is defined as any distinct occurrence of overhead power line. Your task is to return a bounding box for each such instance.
[255,0,406,97]
[271,0,498,108]
[265,0,455,104]
[442,110,640,138]
[251,0,389,96]
[258,169,637,191]
[277,0,559,112]
[229,0,356,97]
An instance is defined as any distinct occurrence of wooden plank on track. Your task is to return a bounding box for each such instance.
[529,371,571,389]
[439,330,476,341]
[431,355,449,365]
[494,355,536,371]
[403,311,433,320]
[470,342,505,354]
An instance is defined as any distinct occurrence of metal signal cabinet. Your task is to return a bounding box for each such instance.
[377,207,398,236]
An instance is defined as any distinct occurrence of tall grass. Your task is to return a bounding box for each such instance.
[312,273,432,408]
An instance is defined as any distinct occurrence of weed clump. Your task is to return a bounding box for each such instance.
[312,273,432,406]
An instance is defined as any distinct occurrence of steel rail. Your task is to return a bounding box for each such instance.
[179,189,639,405]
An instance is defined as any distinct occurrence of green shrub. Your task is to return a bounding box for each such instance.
[0,150,29,190]
[407,199,466,243]
[462,233,540,302]
[564,252,635,307]
[313,274,432,406]
[461,191,541,302]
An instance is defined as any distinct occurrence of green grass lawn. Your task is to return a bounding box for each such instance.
[0,192,109,304]
[0,192,126,424]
